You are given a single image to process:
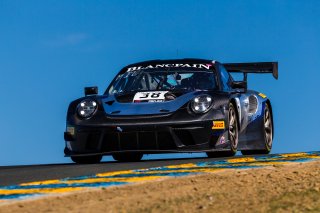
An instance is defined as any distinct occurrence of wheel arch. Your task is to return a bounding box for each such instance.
[265,99,274,139]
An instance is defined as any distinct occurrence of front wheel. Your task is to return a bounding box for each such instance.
[71,155,102,164]
[112,153,143,162]
[207,103,238,158]
[228,103,239,155]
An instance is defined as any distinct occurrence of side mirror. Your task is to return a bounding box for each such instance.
[85,86,98,96]
[231,81,247,90]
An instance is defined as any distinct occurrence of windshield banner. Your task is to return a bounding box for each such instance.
[127,64,212,72]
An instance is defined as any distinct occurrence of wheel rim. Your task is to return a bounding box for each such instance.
[264,105,273,149]
[229,105,238,151]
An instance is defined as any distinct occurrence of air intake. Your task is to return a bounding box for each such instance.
[248,95,258,114]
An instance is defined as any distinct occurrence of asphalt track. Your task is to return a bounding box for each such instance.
[0,155,230,187]
[1,151,320,202]
[1,152,319,187]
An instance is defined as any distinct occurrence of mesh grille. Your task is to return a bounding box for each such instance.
[85,132,101,151]
[101,131,176,152]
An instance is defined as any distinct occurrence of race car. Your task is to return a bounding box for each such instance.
[64,59,278,163]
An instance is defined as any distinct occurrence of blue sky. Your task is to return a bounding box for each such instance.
[0,0,319,165]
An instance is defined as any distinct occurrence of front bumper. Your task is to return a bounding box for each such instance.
[64,120,229,156]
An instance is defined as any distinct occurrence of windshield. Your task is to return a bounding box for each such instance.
[108,69,217,95]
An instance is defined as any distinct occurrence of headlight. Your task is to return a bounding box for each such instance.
[190,95,213,113]
[77,100,97,118]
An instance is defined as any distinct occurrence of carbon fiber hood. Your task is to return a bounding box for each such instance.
[102,91,203,116]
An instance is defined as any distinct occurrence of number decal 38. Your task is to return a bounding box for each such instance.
[133,91,168,102]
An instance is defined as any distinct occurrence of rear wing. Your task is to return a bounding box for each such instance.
[223,62,278,80]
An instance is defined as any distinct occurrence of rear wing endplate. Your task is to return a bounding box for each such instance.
[223,62,278,80]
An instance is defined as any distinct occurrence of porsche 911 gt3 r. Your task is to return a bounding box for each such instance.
[64,59,278,163]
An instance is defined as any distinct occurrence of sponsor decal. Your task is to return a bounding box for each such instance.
[212,121,225,130]
[67,126,75,136]
[127,63,212,72]
[133,91,168,103]
[219,136,226,145]
[258,93,267,98]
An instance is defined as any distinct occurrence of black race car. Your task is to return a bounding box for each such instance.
[64,59,278,163]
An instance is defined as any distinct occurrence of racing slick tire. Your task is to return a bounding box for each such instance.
[71,155,102,164]
[112,153,143,162]
[207,103,238,158]
[241,103,273,155]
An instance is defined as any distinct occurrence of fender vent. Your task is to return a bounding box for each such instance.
[248,95,258,114]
